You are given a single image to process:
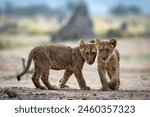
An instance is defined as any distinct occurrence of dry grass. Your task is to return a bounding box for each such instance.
[92,15,149,36]
[0,15,149,36]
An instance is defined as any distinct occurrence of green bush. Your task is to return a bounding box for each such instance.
[106,29,122,38]
[8,29,20,35]
[0,38,24,49]
[0,39,10,49]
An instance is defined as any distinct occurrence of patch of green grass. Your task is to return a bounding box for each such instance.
[0,38,25,49]
[140,74,150,80]
[121,53,150,62]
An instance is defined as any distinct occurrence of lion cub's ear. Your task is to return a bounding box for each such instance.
[109,38,117,48]
[95,38,101,47]
[79,39,85,49]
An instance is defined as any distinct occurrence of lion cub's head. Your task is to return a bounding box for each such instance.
[79,39,97,65]
[95,38,117,62]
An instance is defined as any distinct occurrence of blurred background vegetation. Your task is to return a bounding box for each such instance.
[0,0,150,49]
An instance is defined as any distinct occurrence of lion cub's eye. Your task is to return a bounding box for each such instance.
[99,49,102,52]
[106,48,110,52]
[85,52,89,55]
[93,52,96,55]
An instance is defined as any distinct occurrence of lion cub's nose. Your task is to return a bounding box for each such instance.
[88,60,94,64]
[102,57,107,61]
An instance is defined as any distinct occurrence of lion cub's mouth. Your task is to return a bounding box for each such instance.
[101,58,109,62]
[87,61,94,65]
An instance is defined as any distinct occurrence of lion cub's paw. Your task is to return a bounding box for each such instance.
[39,86,47,90]
[81,86,90,90]
[108,82,120,91]
[59,85,69,89]
[101,87,112,91]
[48,85,58,90]
[110,87,120,91]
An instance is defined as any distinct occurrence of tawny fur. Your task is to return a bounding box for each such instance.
[95,38,120,91]
[17,39,97,90]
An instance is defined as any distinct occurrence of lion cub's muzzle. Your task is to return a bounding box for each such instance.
[102,57,108,61]
[87,55,96,65]
[87,61,94,65]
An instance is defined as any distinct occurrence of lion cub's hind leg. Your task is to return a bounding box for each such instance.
[59,69,73,88]
[32,64,46,90]
[40,66,58,90]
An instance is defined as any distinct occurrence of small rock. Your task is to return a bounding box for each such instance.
[93,93,97,96]
[82,97,87,100]
[5,90,17,98]
[130,94,133,97]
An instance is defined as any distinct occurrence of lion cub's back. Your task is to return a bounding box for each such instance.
[114,49,120,62]
[49,45,73,67]
[49,45,72,59]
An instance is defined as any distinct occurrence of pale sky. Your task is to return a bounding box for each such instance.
[0,0,150,15]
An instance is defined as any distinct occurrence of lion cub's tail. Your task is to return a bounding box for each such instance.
[17,49,34,81]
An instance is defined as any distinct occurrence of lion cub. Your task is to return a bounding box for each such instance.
[17,39,97,90]
[95,38,120,91]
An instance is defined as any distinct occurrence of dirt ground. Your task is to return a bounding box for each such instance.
[1,87,150,100]
[0,36,150,100]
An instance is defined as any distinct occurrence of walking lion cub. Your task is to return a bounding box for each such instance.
[17,39,97,90]
[94,38,120,91]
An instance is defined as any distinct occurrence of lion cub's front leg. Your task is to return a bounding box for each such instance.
[108,79,120,90]
[108,67,120,90]
[59,69,73,88]
[74,70,90,90]
[98,66,111,91]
